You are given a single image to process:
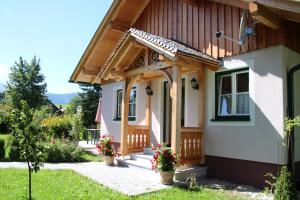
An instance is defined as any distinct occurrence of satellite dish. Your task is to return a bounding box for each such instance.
[216,9,256,46]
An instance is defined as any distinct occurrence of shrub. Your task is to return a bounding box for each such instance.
[9,137,21,161]
[44,140,84,162]
[0,139,5,160]
[41,115,72,139]
[0,105,11,133]
[70,114,85,142]
[274,166,298,200]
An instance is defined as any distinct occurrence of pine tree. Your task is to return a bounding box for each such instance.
[6,56,47,110]
[78,83,101,128]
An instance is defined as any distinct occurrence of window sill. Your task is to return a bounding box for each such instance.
[211,116,250,122]
[113,117,136,122]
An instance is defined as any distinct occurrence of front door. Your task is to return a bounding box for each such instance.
[163,81,172,146]
[162,79,185,146]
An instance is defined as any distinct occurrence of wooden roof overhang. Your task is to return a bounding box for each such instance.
[96,28,220,83]
[69,0,150,84]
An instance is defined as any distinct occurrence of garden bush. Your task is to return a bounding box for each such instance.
[44,140,84,162]
[9,137,21,161]
[0,105,11,133]
[274,166,298,200]
[41,115,72,139]
[0,139,5,160]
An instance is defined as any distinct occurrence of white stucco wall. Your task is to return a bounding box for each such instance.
[100,81,147,142]
[205,46,290,165]
[100,45,300,165]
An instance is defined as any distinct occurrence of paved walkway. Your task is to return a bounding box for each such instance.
[0,162,168,196]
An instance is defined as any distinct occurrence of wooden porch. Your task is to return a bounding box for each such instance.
[98,28,220,166]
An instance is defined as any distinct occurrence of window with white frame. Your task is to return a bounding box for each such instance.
[115,87,136,121]
[215,68,250,121]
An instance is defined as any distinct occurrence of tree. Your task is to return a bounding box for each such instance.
[6,56,47,110]
[78,84,101,128]
[10,101,45,200]
[65,95,81,115]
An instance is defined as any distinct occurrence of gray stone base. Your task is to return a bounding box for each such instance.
[175,166,207,182]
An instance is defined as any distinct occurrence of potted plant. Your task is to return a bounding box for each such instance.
[151,144,177,185]
[96,134,116,166]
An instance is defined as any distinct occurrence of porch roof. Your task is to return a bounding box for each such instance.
[98,28,220,81]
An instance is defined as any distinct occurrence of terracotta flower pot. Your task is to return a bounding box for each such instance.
[104,156,114,166]
[159,170,174,185]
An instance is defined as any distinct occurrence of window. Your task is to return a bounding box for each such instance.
[115,87,136,121]
[215,68,250,121]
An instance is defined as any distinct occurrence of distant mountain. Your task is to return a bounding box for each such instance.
[47,93,78,105]
[0,82,5,92]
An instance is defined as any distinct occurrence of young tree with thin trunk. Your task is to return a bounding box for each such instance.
[10,101,45,200]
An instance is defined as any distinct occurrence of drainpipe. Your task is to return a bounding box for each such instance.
[287,64,300,174]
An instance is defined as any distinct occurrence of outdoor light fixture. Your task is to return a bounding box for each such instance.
[191,78,199,90]
[145,86,153,96]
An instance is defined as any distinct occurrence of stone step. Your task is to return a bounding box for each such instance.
[175,166,207,182]
[117,156,153,170]
[143,147,155,155]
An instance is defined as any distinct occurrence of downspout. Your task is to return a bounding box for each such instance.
[287,64,300,173]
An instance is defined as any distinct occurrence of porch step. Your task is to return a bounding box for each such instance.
[116,153,153,170]
[143,147,155,155]
[175,166,207,182]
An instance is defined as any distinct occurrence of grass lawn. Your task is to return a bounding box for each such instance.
[81,150,102,162]
[0,168,250,200]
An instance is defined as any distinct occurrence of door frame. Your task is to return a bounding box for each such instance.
[287,64,300,173]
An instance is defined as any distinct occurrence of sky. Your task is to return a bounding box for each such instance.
[0,0,113,94]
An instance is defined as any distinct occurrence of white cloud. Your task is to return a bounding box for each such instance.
[0,64,10,83]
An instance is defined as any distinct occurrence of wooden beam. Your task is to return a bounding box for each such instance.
[209,0,249,9]
[145,81,151,147]
[81,68,99,76]
[249,2,281,29]
[109,20,130,32]
[170,65,182,159]
[198,67,205,129]
[111,70,125,77]
[244,0,300,14]
[130,0,151,26]
[125,62,168,77]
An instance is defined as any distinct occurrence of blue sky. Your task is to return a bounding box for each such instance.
[0,0,113,94]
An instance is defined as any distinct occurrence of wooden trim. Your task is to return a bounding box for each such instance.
[181,127,203,133]
[249,2,281,29]
[109,20,130,32]
[82,68,99,76]
[125,62,169,77]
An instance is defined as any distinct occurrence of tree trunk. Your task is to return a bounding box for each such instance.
[27,160,31,200]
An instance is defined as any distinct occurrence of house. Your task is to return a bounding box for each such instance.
[70,0,300,188]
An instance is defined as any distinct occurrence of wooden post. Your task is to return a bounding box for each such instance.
[170,65,182,157]
[120,79,129,156]
[145,81,151,147]
[198,67,205,129]
[198,66,205,164]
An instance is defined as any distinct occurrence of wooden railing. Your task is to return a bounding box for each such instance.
[180,128,204,165]
[127,125,150,153]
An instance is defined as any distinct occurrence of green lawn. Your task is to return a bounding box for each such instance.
[0,168,250,200]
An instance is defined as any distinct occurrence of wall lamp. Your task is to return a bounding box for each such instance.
[145,86,153,96]
[191,78,199,90]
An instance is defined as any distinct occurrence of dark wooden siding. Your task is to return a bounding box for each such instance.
[134,0,300,58]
